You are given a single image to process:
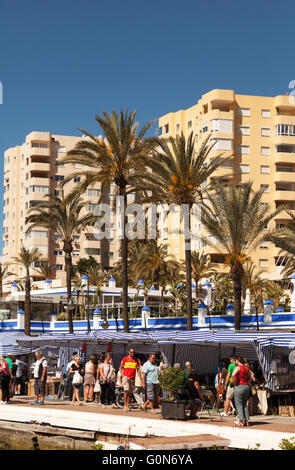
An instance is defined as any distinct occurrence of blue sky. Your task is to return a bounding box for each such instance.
[0,0,295,252]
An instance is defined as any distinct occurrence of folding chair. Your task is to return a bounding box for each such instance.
[197,389,223,421]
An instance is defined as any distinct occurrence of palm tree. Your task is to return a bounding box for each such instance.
[0,263,13,298]
[185,251,215,288]
[265,211,295,277]
[59,110,156,332]
[139,132,228,330]
[25,193,96,333]
[13,247,41,335]
[201,182,283,330]
[36,261,56,280]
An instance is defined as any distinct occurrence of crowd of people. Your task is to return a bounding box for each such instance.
[0,348,265,425]
[0,353,28,404]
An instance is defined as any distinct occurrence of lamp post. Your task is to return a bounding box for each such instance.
[82,274,91,333]
[67,297,75,332]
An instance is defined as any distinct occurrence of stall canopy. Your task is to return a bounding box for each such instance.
[0,332,37,355]
[16,329,295,391]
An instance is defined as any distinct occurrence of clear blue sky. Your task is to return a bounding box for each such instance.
[0,0,294,252]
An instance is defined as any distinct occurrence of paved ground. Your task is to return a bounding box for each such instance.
[8,396,295,434]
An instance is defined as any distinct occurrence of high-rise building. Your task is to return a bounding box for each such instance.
[158,89,295,280]
[2,131,120,285]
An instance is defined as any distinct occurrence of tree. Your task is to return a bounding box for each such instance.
[210,273,233,314]
[0,263,13,298]
[265,281,284,310]
[25,193,96,333]
[36,261,56,280]
[140,132,227,329]
[186,251,215,288]
[59,110,156,332]
[201,182,283,329]
[75,256,100,276]
[266,211,295,277]
[13,247,41,335]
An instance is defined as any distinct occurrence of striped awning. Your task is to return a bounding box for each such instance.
[0,332,36,355]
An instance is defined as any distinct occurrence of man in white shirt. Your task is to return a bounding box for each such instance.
[31,351,48,405]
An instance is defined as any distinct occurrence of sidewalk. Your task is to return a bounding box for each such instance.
[1,396,295,450]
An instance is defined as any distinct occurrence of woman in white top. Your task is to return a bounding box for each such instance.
[83,355,97,403]
[99,354,118,408]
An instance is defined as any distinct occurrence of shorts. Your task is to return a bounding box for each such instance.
[122,376,135,393]
[16,377,23,385]
[146,383,159,401]
[34,379,46,395]
[226,386,234,400]
[84,373,95,386]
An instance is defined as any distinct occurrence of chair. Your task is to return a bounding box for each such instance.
[197,389,223,421]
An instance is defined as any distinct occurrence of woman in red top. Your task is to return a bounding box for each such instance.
[232,356,250,427]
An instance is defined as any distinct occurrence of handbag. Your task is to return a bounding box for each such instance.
[72,370,83,385]
[94,380,101,393]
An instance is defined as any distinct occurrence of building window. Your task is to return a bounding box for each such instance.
[86,189,100,197]
[239,164,250,173]
[188,121,192,128]
[260,241,269,249]
[164,124,169,134]
[261,166,270,174]
[74,177,81,183]
[211,138,232,151]
[31,142,48,148]
[54,175,64,181]
[239,145,250,154]
[239,126,251,135]
[276,124,295,136]
[202,125,208,133]
[176,123,180,132]
[261,127,271,137]
[261,184,269,193]
[261,147,270,156]
[259,259,268,268]
[261,109,271,118]
[238,108,250,116]
[55,264,63,270]
[29,185,49,193]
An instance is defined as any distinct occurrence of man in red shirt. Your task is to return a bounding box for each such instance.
[120,348,140,411]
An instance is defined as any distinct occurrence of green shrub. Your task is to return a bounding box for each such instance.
[158,367,185,399]
[279,436,295,450]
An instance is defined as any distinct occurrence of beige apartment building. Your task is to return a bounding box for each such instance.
[2,131,120,285]
[158,89,295,280]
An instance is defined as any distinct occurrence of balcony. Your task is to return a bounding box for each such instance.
[28,146,51,158]
[209,109,234,121]
[275,171,295,183]
[30,177,51,187]
[274,153,295,165]
[274,190,295,201]
[29,162,51,174]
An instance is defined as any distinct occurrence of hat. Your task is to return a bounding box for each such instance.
[6,353,13,356]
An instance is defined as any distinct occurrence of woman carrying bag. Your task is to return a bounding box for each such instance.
[70,355,84,406]
[232,356,251,427]
[99,353,118,408]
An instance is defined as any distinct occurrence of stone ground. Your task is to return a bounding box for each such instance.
[8,396,295,434]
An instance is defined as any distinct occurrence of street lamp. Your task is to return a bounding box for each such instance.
[82,274,91,333]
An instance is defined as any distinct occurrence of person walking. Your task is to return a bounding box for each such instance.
[84,355,97,403]
[31,351,48,406]
[141,354,160,412]
[66,352,78,401]
[120,347,140,412]
[14,356,27,395]
[99,353,117,408]
[70,355,84,406]
[232,356,251,427]
[222,356,236,417]
[0,356,10,404]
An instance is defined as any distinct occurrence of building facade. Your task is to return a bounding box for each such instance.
[2,131,120,286]
[158,89,295,280]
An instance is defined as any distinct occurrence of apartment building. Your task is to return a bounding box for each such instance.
[2,131,120,285]
[158,89,295,280]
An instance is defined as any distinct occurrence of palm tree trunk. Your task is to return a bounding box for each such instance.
[120,188,129,332]
[24,269,31,336]
[231,265,243,330]
[185,208,193,330]
[64,248,74,333]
